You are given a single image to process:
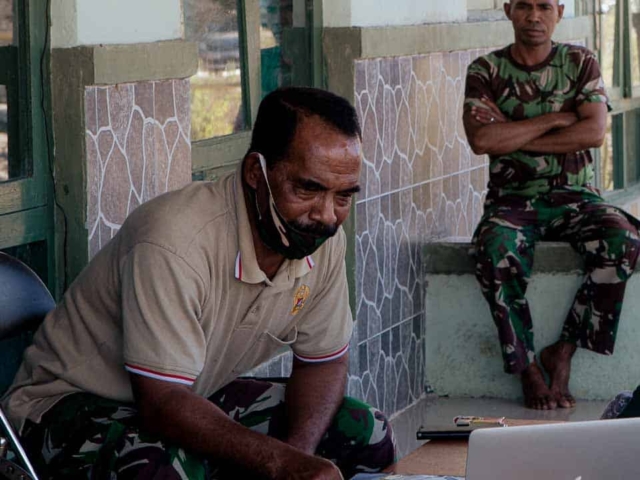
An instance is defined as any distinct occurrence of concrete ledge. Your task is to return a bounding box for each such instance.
[425,270,640,400]
[425,241,640,275]
[92,40,198,84]
[323,16,591,60]
[424,240,640,401]
[52,40,198,86]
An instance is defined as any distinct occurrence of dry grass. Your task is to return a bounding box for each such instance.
[190,71,244,140]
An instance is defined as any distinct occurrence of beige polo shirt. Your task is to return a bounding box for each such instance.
[2,167,353,432]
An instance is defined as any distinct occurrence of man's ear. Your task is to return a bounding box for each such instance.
[557,3,564,21]
[504,2,511,20]
[243,152,263,190]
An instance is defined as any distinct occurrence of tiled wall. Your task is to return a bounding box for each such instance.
[84,79,192,258]
[348,49,493,416]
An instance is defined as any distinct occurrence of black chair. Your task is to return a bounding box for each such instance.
[0,252,54,480]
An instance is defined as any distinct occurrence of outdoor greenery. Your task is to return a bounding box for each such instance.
[190,72,244,140]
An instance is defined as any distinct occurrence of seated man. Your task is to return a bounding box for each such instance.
[1,87,395,479]
[463,0,640,410]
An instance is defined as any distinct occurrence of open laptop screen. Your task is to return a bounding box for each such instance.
[466,418,640,480]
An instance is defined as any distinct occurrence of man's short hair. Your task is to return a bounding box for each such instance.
[509,0,560,4]
[248,87,362,167]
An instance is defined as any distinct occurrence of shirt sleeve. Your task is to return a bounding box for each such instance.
[291,229,353,363]
[464,56,495,113]
[121,243,207,386]
[575,49,610,109]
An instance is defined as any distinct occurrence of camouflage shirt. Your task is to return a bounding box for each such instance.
[464,43,609,199]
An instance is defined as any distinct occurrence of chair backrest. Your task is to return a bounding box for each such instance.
[0,252,55,394]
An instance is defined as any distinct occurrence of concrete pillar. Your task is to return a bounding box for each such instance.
[51,0,183,48]
[322,0,467,27]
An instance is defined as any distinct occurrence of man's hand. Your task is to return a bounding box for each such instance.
[129,374,345,480]
[278,453,344,480]
[471,96,509,124]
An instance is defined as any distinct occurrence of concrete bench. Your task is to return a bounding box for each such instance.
[424,242,640,401]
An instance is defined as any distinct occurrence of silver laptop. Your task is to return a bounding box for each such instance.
[466,418,640,480]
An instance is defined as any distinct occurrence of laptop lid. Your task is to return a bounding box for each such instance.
[466,418,640,480]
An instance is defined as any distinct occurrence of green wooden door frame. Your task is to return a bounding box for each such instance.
[0,0,54,290]
[308,0,323,89]
[192,0,324,181]
[191,0,260,180]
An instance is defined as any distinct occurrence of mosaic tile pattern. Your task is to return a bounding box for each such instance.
[246,351,293,379]
[349,49,494,417]
[84,79,192,258]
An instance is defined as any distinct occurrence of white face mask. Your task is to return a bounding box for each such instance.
[258,154,291,248]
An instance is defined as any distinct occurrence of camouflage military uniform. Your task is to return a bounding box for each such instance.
[464,43,640,374]
[20,378,396,479]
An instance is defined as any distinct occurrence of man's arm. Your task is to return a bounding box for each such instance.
[463,98,578,156]
[521,102,608,153]
[130,374,342,480]
[284,353,349,454]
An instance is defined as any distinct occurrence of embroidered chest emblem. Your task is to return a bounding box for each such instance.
[291,285,310,315]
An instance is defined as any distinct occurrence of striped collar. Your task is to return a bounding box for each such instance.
[234,252,315,283]
[233,165,316,284]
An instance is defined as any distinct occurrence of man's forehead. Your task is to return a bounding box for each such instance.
[291,115,360,153]
[510,0,559,5]
[284,115,359,165]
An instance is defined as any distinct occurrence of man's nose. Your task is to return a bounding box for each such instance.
[527,8,541,22]
[309,194,338,226]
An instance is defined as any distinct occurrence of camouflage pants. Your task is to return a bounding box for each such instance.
[474,190,640,374]
[21,378,396,480]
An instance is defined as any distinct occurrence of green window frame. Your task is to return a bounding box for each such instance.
[597,0,640,190]
[191,0,323,181]
[0,0,54,289]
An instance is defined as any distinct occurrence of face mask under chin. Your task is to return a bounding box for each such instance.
[252,154,336,260]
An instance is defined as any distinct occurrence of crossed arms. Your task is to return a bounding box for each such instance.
[463,96,608,157]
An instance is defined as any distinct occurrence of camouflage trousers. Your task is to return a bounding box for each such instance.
[474,190,640,374]
[21,378,396,480]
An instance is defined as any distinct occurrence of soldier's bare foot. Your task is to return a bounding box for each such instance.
[540,341,577,409]
[521,362,557,410]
